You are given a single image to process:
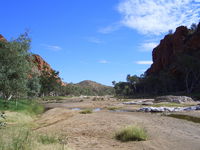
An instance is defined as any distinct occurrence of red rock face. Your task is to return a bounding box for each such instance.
[146,24,200,74]
[32,54,65,85]
[0,34,6,42]
[32,54,53,73]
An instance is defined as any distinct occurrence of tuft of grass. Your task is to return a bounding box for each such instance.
[39,135,59,145]
[107,106,121,111]
[80,109,92,114]
[115,125,148,142]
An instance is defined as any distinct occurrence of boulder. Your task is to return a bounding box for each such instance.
[155,95,194,104]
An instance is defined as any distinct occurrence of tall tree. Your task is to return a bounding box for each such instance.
[0,33,31,100]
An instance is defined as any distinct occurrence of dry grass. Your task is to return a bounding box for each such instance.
[0,111,71,150]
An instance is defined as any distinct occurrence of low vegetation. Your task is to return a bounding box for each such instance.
[0,102,70,150]
[38,134,60,145]
[0,99,44,115]
[115,125,148,142]
[80,109,93,114]
[106,106,121,111]
[167,114,200,124]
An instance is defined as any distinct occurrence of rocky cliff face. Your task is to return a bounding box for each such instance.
[146,23,200,74]
[32,54,53,73]
[0,34,6,42]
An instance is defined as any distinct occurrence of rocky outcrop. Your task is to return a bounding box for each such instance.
[0,34,6,42]
[147,23,200,74]
[32,54,53,73]
[32,54,66,85]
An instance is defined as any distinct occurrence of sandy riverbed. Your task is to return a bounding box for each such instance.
[36,97,200,150]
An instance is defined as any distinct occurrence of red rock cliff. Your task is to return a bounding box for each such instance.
[32,54,53,73]
[146,23,200,74]
[0,34,6,42]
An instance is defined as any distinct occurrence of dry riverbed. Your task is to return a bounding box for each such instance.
[37,97,200,150]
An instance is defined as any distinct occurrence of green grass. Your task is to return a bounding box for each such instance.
[80,109,92,114]
[115,125,148,142]
[151,102,194,108]
[0,99,44,115]
[41,96,72,101]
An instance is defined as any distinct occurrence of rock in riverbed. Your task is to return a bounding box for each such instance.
[139,105,200,112]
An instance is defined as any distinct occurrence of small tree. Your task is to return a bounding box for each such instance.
[40,68,62,96]
[190,23,197,31]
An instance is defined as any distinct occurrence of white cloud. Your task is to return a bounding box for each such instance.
[99,60,109,64]
[136,61,153,65]
[86,37,103,44]
[118,0,200,35]
[98,23,121,34]
[41,44,62,51]
[140,42,158,51]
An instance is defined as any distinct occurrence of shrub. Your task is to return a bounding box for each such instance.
[115,125,148,142]
[80,109,92,114]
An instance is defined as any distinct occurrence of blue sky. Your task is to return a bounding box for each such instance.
[0,0,200,85]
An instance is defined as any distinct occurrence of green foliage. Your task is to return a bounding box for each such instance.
[0,32,32,99]
[27,70,41,97]
[39,69,62,96]
[80,109,92,114]
[60,83,114,96]
[0,99,44,115]
[115,125,148,142]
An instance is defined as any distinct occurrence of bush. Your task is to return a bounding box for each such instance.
[115,125,148,142]
[80,109,92,114]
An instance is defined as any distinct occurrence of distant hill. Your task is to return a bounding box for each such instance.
[77,80,110,88]
[75,80,114,96]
